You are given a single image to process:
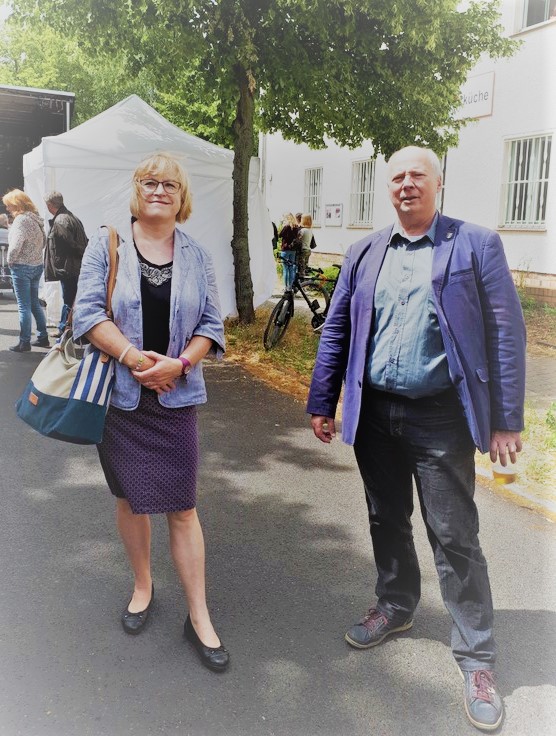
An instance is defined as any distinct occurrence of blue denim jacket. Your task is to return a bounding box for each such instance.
[73,222,225,410]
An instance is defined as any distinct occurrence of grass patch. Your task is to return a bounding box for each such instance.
[518,292,556,355]
[225,305,319,403]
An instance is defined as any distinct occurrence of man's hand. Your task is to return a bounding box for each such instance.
[311,415,336,444]
[490,430,522,466]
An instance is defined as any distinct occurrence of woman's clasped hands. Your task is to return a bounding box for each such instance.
[132,351,183,394]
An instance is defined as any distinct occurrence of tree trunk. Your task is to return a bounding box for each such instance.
[231,66,256,323]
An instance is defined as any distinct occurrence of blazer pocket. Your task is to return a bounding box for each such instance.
[476,367,489,383]
[449,267,474,283]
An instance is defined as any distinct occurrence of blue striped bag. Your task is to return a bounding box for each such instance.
[15,226,119,444]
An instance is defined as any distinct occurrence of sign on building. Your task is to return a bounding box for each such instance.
[456,71,495,120]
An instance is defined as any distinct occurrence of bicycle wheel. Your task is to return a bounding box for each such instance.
[263,294,293,349]
[300,280,330,312]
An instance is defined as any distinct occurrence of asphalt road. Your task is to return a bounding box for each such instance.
[0,292,555,736]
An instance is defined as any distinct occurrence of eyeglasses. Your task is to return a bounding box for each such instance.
[137,179,181,194]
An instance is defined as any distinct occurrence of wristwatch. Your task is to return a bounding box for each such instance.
[178,356,192,376]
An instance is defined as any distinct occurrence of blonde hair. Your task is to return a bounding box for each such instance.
[130,152,192,223]
[2,189,38,217]
[300,213,312,228]
[281,212,297,228]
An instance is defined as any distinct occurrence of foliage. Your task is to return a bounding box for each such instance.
[5,0,517,322]
[0,24,156,126]
[316,266,341,295]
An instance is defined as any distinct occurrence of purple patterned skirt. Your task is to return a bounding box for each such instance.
[97,389,198,514]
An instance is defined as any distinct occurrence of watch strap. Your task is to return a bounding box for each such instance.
[178,356,192,375]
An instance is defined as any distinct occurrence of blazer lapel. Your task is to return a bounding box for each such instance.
[357,227,392,301]
[432,215,457,296]
[169,229,193,335]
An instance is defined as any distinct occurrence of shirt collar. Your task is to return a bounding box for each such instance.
[389,212,439,246]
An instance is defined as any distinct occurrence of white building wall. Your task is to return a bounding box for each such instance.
[261,0,556,275]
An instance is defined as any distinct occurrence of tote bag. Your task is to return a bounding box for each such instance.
[15,226,119,444]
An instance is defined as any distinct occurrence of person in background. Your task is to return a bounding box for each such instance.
[297,213,314,278]
[2,189,49,352]
[279,212,301,290]
[0,213,9,246]
[44,191,88,336]
[72,152,229,673]
[308,146,525,732]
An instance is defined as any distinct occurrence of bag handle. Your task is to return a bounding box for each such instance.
[105,225,119,319]
[98,225,120,364]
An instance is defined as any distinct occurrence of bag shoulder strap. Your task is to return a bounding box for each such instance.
[104,225,119,320]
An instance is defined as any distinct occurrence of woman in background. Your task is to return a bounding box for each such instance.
[279,212,300,290]
[297,213,314,278]
[2,189,49,353]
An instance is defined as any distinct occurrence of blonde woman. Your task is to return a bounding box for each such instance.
[2,189,49,352]
[73,152,229,672]
[298,213,314,277]
[279,212,301,290]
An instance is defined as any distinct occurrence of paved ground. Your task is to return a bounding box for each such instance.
[526,355,556,412]
[0,292,555,736]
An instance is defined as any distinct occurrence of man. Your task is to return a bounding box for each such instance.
[44,192,88,334]
[307,146,525,732]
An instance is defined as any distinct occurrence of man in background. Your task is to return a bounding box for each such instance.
[44,192,88,334]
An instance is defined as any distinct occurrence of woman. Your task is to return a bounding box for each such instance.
[73,152,229,673]
[2,190,49,352]
[297,213,314,278]
[279,212,300,290]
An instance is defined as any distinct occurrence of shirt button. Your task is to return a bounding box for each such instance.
[401,300,406,305]
[389,357,396,363]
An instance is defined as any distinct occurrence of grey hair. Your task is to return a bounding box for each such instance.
[44,191,64,209]
[0,213,8,228]
[387,146,442,179]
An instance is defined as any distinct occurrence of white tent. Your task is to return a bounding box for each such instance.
[23,94,275,318]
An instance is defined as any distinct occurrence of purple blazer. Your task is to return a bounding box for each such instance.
[307,215,526,453]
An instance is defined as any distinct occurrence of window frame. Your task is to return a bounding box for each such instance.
[521,0,556,28]
[349,158,376,228]
[499,133,552,230]
[303,167,323,225]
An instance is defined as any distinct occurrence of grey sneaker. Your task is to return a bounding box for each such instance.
[462,669,503,732]
[345,607,413,649]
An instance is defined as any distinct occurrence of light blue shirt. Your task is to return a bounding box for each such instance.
[367,214,452,398]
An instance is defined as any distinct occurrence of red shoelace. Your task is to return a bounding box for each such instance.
[470,670,497,703]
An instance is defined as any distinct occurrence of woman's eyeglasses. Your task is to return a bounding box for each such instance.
[137,179,181,194]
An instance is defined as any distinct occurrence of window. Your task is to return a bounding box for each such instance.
[500,135,552,229]
[304,168,322,224]
[349,159,375,227]
[523,0,556,27]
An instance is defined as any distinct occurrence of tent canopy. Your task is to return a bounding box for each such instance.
[24,94,275,317]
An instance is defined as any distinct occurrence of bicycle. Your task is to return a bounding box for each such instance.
[263,254,341,350]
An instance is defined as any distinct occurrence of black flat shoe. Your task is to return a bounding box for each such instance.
[184,615,229,672]
[121,584,154,635]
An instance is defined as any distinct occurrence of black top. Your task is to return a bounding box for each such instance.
[134,244,172,355]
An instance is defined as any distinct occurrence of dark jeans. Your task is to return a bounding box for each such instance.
[58,276,79,332]
[353,386,495,670]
